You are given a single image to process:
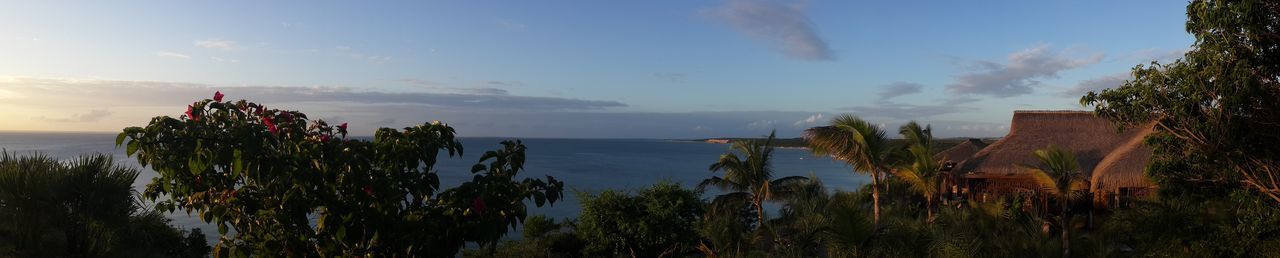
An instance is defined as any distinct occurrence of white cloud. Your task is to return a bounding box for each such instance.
[155,51,190,59]
[793,113,825,126]
[195,39,238,50]
[946,45,1103,97]
[706,0,834,61]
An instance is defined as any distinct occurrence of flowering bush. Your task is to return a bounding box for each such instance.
[118,92,563,257]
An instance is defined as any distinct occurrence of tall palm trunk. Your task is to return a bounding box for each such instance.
[1061,199,1070,257]
[926,195,934,223]
[754,198,765,227]
[871,170,881,226]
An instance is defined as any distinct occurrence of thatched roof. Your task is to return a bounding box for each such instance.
[1090,130,1155,192]
[954,111,1155,191]
[934,138,988,164]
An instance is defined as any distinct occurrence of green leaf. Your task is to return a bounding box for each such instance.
[115,132,127,146]
[233,150,244,176]
[189,155,204,176]
[126,141,139,156]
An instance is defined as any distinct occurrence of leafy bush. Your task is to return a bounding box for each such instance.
[577,182,705,257]
[118,93,564,257]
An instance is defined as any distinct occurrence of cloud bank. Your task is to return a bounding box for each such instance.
[38,109,112,123]
[0,77,1015,138]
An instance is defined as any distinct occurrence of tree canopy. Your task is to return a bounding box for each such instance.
[1081,0,1280,201]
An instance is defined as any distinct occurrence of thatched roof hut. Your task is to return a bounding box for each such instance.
[953,111,1156,197]
[934,138,989,164]
[1090,132,1155,193]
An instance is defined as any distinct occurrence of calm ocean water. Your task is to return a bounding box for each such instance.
[0,132,869,242]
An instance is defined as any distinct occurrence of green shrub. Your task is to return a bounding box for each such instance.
[118,93,564,257]
[577,182,705,257]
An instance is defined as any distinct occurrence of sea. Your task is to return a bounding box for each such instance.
[0,132,870,243]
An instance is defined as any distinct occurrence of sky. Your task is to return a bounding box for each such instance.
[0,1,1194,138]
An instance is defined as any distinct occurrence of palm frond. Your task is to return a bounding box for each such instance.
[1021,166,1063,193]
[803,114,890,174]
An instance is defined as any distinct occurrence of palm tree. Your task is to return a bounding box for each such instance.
[1022,145,1086,258]
[700,130,809,227]
[894,121,944,222]
[0,152,141,257]
[803,114,895,226]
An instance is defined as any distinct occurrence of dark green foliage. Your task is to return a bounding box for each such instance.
[1097,191,1280,257]
[117,211,212,258]
[699,192,756,256]
[118,95,564,257]
[577,182,705,257]
[522,215,563,240]
[0,152,208,257]
[1081,0,1280,201]
[464,215,586,258]
[767,179,874,257]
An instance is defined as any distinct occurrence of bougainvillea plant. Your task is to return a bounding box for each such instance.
[117,92,564,257]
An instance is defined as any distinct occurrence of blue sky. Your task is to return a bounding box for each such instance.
[0,1,1193,138]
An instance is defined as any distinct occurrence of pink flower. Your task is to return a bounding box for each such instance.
[472,197,487,216]
[213,91,224,102]
[363,185,374,196]
[320,134,330,142]
[185,105,199,121]
[262,116,277,134]
[338,123,348,131]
